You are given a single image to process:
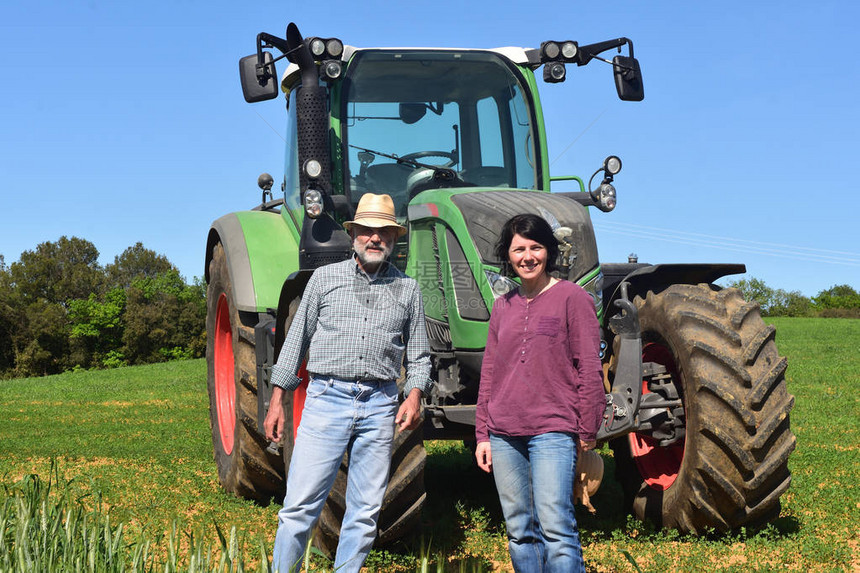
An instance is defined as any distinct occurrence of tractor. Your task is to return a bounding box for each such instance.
[205,22,795,553]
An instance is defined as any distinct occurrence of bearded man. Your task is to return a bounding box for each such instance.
[264,192,432,573]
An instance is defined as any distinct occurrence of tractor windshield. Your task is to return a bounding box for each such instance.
[341,50,539,216]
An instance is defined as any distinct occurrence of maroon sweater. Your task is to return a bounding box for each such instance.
[475,280,605,442]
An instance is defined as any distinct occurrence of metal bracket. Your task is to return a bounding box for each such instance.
[597,282,644,441]
[254,311,277,436]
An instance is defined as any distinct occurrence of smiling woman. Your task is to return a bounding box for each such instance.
[475,213,605,573]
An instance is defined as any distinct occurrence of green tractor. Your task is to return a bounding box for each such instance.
[205,22,795,552]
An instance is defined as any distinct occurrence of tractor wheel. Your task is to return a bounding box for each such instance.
[610,283,795,534]
[206,243,285,503]
[278,296,427,556]
[314,424,427,555]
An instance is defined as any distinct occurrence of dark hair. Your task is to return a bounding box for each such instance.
[495,214,559,277]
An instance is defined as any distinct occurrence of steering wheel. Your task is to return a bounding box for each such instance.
[400,150,457,168]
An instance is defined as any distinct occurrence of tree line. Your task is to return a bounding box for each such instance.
[1,236,857,379]
[726,277,859,318]
[0,237,205,379]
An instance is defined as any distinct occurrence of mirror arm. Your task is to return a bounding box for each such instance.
[577,37,632,66]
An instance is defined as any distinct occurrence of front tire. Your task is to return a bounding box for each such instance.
[206,243,284,503]
[611,283,795,533]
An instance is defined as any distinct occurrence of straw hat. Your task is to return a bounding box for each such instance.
[574,449,604,515]
[343,193,407,238]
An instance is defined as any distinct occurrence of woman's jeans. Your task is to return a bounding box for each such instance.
[489,432,585,573]
[272,376,399,573]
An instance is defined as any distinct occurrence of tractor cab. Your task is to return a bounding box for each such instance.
[339,50,542,217]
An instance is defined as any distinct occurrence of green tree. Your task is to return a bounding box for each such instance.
[727,277,778,314]
[812,284,860,318]
[9,236,104,306]
[769,289,812,317]
[68,287,127,368]
[727,277,813,317]
[121,270,206,364]
[812,285,860,309]
[0,256,17,374]
[105,242,176,289]
[1,239,206,376]
[15,301,69,376]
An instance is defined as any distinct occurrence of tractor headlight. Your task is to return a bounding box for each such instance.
[484,270,519,299]
[304,159,323,179]
[604,155,622,175]
[581,271,605,316]
[597,183,617,212]
[303,188,323,218]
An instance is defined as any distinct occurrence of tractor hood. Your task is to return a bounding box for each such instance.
[408,189,599,283]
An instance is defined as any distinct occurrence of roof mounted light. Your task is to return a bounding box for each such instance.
[309,38,326,58]
[561,41,578,60]
[543,62,566,83]
[541,41,560,60]
[326,38,343,58]
[541,40,580,63]
[306,37,344,61]
[321,60,343,81]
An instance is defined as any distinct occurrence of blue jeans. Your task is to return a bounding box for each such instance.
[489,432,585,573]
[272,376,399,573]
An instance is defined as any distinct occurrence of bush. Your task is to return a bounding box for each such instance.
[727,278,858,318]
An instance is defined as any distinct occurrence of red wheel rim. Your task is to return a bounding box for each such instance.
[214,293,236,455]
[628,342,685,490]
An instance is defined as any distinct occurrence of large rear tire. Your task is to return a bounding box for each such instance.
[278,294,427,555]
[206,243,284,503]
[611,283,795,533]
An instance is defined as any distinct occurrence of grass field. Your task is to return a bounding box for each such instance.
[0,317,858,571]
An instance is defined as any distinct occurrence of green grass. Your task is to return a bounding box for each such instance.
[0,317,858,571]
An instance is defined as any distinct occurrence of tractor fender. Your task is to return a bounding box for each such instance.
[601,263,746,316]
[205,211,300,314]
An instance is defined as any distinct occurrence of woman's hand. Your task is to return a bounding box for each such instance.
[579,438,596,453]
[475,441,493,473]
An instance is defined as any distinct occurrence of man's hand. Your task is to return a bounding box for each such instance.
[395,388,422,432]
[264,387,286,442]
[475,441,492,473]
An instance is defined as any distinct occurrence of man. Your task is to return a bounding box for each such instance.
[264,192,432,573]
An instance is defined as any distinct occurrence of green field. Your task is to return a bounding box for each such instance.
[0,317,858,571]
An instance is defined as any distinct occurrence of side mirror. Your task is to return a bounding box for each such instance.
[239,52,279,103]
[613,56,644,102]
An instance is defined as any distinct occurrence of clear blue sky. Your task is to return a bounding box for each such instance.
[1,0,857,296]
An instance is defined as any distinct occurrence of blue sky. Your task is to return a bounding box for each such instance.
[1,0,857,296]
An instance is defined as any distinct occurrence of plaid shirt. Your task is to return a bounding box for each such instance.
[270,257,432,395]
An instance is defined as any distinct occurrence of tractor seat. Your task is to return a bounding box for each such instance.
[365,163,414,215]
[460,166,511,188]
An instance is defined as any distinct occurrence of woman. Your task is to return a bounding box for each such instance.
[475,213,605,573]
